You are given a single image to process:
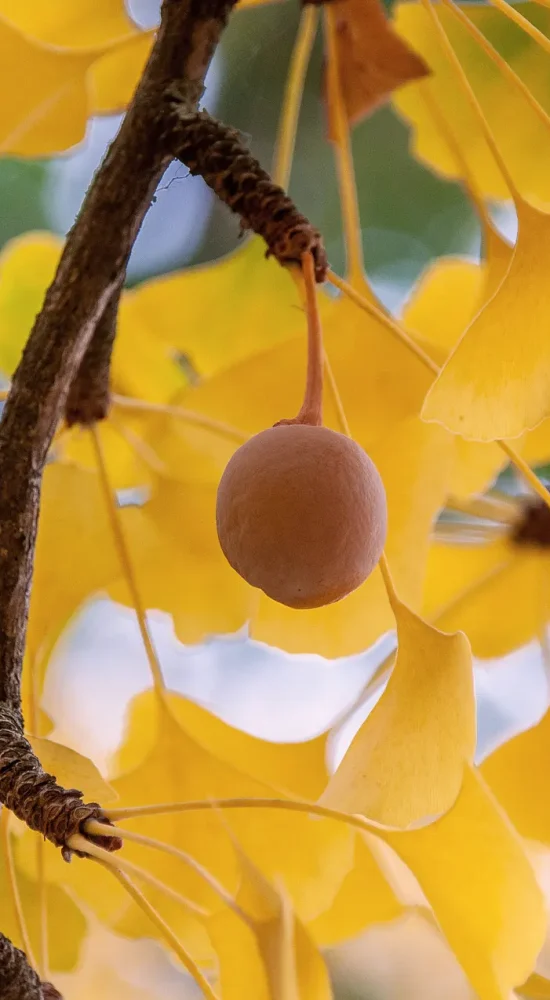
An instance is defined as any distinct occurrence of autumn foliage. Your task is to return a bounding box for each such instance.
[2,0,550,999]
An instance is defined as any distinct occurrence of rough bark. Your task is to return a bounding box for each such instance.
[0,0,240,993]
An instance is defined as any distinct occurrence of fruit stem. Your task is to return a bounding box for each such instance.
[278,251,324,427]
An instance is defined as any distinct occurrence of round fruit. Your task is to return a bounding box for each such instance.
[216,424,387,609]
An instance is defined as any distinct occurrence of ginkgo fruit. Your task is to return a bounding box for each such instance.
[216,423,387,609]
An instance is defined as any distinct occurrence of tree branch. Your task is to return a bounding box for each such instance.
[0,36,241,1000]
[0,0,237,713]
[0,0,239,988]
[65,287,122,426]
[0,934,41,1000]
[0,0,236,710]
[0,934,61,1000]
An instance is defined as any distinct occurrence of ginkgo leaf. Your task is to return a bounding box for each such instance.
[126,238,304,380]
[27,462,145,681]
[401,244,550,490]
[0,20,102,156]
[0,0,136,46]
[322,599,474,827]
[404,257,484,355]
[369,765,546,1000]
[521,973,550,999]
[422,199,550,441]
[0,232,62,375]
[325,0,429,134]
[110,692,353,925]
[53,921,201,999]
[422,539,549,659]
[481,710,550,845]
[207,842,333,1000]
[307,834,402,946]
[89,33,154,115]
[393,3,550,202]
[1,825,87,972]
[27,736,117,804]
[166,696,330,800]
[0,0,149,124]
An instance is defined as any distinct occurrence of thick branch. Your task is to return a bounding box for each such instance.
[0,0,238,989]
[0,0,237,712]
[0,935,41,1000]
[0,935,61,1000]
[65,288,121,426]
[170,110,328,279]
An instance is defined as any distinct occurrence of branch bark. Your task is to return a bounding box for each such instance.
[65,287,122,426]
[0,0,239,991]
[0,935,41,1000]
[0,0,237,752]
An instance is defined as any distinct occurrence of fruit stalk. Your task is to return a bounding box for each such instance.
[282,251,325,427]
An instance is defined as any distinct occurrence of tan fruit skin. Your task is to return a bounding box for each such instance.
[216,424,388,609]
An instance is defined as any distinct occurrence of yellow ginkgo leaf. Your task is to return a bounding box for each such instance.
[110,692,353,927]
[422,200,550,441]
[393,3,550,202]
[27,736,117,804]
[1,825,87,973]
[89,33,154,116]
[307,834,402,946]
[28,462,147,680]
[520,973,550,999]
[0,0,136,46]
[372,765,546,1000]
[321,599,475,827]
[0,232,62,376]
[166,696,329,800]
[403,256,485,356]
[0,20,102,156]
[422,539,549,659]
[126,238,304,380]
[53,921,201,999]
[208,843,333,1000]
[481,710,550,845]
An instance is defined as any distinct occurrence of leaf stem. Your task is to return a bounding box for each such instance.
[95,861,219,1000]
[323,7,366,287]
[272,6,318,190]
[36,839,48,982]
[67,832,207,917]
[102,796,385,835]
[112,394,249,444]
[0,808,36,971]
[86,820,250,923]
